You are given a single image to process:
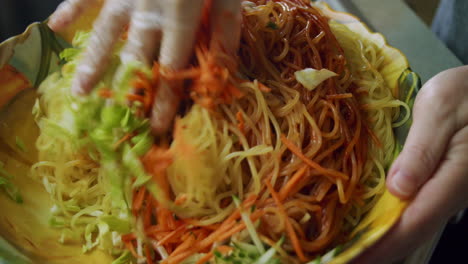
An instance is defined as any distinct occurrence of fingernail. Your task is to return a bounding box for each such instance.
[391,170,416,198]
[48,16,58,30]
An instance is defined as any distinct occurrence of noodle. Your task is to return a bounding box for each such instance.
[32,1,410,263]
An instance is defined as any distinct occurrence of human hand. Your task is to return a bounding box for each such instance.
[356,66,468,263]
[48,0,241,134]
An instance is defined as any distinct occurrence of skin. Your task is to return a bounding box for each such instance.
[48,0,241,135]
[356,66,468,263]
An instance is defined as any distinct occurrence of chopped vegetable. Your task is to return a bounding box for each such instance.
[233,195,265,254]
[294,68,338,91]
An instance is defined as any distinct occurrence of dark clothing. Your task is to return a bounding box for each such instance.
[0,0,62,41]
[432,0,468,64]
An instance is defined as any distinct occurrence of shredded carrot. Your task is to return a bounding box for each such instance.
[125,241,143,259]
[98,88,113,99]
[258,82,272,92]
[195,245,232,264]
[236,111,245,134]
[126,93,145,103]
[216,214,261,241]
[145,244,154,264]
[326,93,353,100]
[132,187,147,215]
[168,210,264,264]
[143,197,153,229]
[128,69,157,115]
[266,181,307,262]
[157,225,187,246]
[216,245,233,254]
[195,251,213,264]
[281,134,349,180]
[174,194,188,205]
[164,196,259,264]
[113,133,132,150]
[122,233,136,242]
[142,146,172,200]
[146,225,170,235]
[191,46,243,109]
[170,233,198,257]
[279,165,308,202]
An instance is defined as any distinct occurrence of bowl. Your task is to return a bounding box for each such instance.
[0,2,420,263]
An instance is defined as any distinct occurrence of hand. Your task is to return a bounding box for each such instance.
[356,66,468,263]
[48,0,241,134]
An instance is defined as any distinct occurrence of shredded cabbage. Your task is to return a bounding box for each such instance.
[213,238,283,264]
[31,30,154,259]
[294,68,338,91]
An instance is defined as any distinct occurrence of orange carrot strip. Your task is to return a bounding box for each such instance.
[195,245,233,264]
[278,165,308,201]
[156,207,169,231]
[98,88,113,98]
[266,181,307,262]
[168,211,263,264]
[122,233,136,242]
[126,93,145,102]
[258,82,272,92]
[170,233,197,257]
[113,133,132,150]
[143,196,153,229]
[195,251,213,264]
[326,93,353,100]
[174,194,188,205]
[146,225,171,235]
[145,244,154,264]
[281,134,349,180]
[133,187,146,213]
[157,224,187,246]
[216,245,233,254]
[125,241,143,259]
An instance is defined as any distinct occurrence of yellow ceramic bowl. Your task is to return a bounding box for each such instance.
[0,2,419,263]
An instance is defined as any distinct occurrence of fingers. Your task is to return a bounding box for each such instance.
[72,0,133,95]
[356,126,468,264]
[120,0,163,65]
[210,0,242,57]
[151,81,180,135]
[48,0,97,32]
[150,0,204,134]
[158,0,205,69]
[386,71,460,198]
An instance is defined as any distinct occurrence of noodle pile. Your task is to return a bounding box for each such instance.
[32,0,410,263]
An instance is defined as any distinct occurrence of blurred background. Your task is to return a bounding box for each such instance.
[0,0,444,41]
[0,0,465,263]
[0,0,62,41]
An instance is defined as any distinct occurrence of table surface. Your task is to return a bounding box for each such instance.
[322,0,463,263]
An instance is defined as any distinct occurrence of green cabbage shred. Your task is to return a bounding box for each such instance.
[32,30,156,261]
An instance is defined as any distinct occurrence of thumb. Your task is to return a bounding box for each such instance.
[387,82,456,199]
